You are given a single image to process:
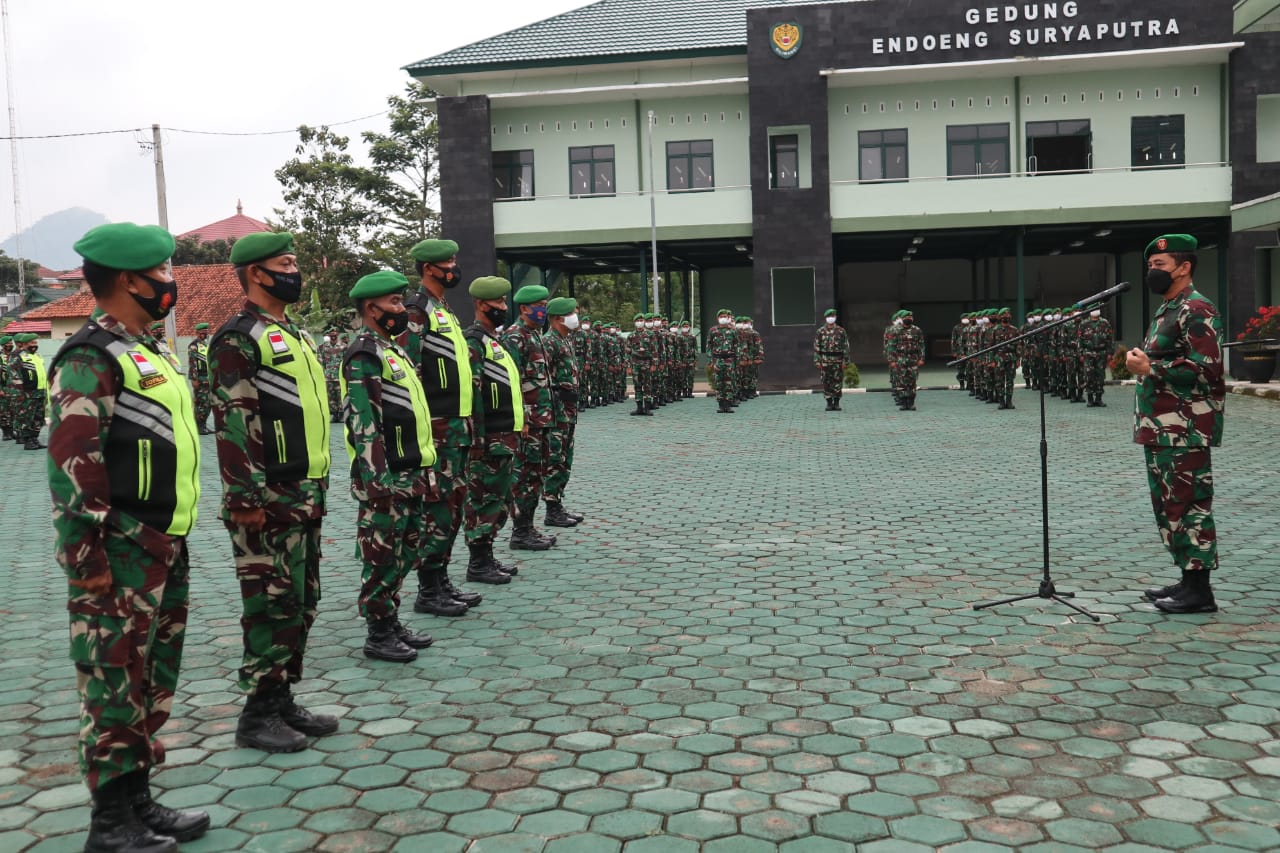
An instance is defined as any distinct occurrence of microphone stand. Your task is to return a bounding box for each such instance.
[947,298,1126,623]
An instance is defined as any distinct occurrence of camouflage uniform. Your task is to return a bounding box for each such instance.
[883,318,902,402]
[47,310,200,794]
[187,333,212,432]
[501,316,554,534]
[707,314,738,412]
[0,339,13,439]
[209,301,330,698]
[627,318,654,414]
[813,317,850,410]
[951,319,968,388]
[897,319,925,410]
[744,321,763,397]
[16,342,49,446]
[318,336,343,423]
[464,322,521,550]
[572,320,594,408]
[1135,286,1225,577]
[1081,313,1114,406]
[543,324,579,509]
[989,312,1019,408]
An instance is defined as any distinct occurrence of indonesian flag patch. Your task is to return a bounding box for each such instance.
[128,351,158,376]
[267,331,289,354]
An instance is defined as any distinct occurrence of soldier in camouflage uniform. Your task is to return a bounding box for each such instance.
[627,312,654,416]
[897,309,925,410]
[1127,234,1225,615]
[543,297,586,528]
[813,309,849,411]
[733,316,750,403]
[743,316,763,397]
[0,335,13,440]
[951,315,968,389]
[318,330,343,423]
[463,276,524,582]
[573,315,594,409]
[1064,308,1085,403]
[990,308,1018,409]
[677,320,694,397]
[14,333,47,448]
[503,285,559,550]
[1082,308,1114,406]
[210,231,338,754]
[883,311,903,404]
[342,270,440,662]
[187,321,213,434]
[49,222,210,851]
[707,308,738,413]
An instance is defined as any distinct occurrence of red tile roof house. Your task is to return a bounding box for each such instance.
[178,202,269,244]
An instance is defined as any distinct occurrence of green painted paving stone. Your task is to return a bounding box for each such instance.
[561,788,629,816]
[589,808,663,840]
[667,808,739,840]
[1124,818,1207,849]
[622,838,699,853]
[630,788,700,814]
[544,834,622,853]
[241,828,323,852]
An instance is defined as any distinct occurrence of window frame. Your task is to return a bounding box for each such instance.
[492,149,536,201]
[858,128,909,183]
[568,144,617,197]
[666,139,715,192]
[1131,114,1186,170]
[946,122,1011,179]
[770,134,801,189]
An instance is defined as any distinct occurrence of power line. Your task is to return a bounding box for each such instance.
[0,109,389,141]
[0,127,143,140]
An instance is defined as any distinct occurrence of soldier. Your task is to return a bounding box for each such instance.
[678,320,695,397]
[628,312,654,416]
[744,316,763,398]
[1126,234,1225,615]
[813,309,850,411]
[543,297,586,528]
[883,311,903,405]
[210,231,337,754]
[1019,310,1040,390]
[318,330,343,424]
[1082,307,1114,406]
[406,239,481,619]
[0,334,12,441]
[733,316,750,403]
[897,309,925,411]
[49,222,209,851]
[990,308,1018,409]
[502,285,559,550]
[342,270,440,661]
[1064,308,1085,403]
[608,323,626,402]
[573,314,594,409]
[951,314,969,389]
[397,291,429,369]
[708,308,738,413]
[187,322,213,434]
[463,276,524,582]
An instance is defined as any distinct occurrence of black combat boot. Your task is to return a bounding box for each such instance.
[904,395,916,411]
[1,428,12,440]
[85,776,177,853]
[413,572,469,616]
[510,520,552,551]
[1154,570,1217,614]
[545,501,579,528]
[392,618,434,649]
[24,439,45,450]
[442,572,482,607]
[236,688,307,753]
[467,544,512,584]
[824,398,834,411]
[563,506,584,522]
[122,769,208,843]
[279,683,339,736]
[363,618,418,662]
[1144,570,1185,602]
[532,526,557,547]
[831,396,842,411]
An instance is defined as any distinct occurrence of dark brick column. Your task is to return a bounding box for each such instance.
[437,95,495,326]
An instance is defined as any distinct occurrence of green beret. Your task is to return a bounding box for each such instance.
[513,284,549,305]
[410,239,459,264]
[194,322,210,331]
[14,332,36,343]
[74,222,175,271]
[633,312,645,321]
[230,231,296,265]
[547,297,577,316]
[717,308,732,316]
[998,308,1011,316]
[469,276,511,299]
[824,309,837,317]
[349,269,410,300]
[0,335,11,345]
[1145,234,1197,257]
[680,319,691,325]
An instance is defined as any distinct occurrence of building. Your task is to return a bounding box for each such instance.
[407,0,1280,385]
[178,201,269,245]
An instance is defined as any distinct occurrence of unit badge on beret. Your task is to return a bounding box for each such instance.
[1156,238,1168,250]
[771,22,802,59]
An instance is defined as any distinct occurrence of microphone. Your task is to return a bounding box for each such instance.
[1071,281,1131,309]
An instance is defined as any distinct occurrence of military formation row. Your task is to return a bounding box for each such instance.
[706,310,765,412]
[0,333,47,449]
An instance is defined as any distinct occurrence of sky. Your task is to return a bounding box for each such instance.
[0,0,586,259]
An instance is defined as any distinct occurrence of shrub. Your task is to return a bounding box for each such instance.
[843,362,860,388]
[1108,345,1132,380]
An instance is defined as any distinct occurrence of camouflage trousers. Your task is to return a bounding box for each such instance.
[544,422,576,503]
[899,363,920,396]
[995,359,1016,401]
[190,380,211,430]
[17,389,45,440]
[510,428,548,523]
[227,520,322,694]
[357,493,430,620]
[818,363,844,400]
[325,379,342,420]
[630,360,652,405]
[70,532,188,792]
[1144,446,1217,573]
[465,434,519,547]
[0,389,10,431]
[422,443,467,573]
[712,356,736,402]
[1084,352,1107,395]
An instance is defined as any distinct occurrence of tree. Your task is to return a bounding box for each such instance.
[0,251,41,293]
[361,82,441,267]
[273,125,382,312]
[172,235,235,266]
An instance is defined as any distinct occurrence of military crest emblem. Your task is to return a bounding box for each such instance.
[771,22,802,59]
[1156,238,1168,251]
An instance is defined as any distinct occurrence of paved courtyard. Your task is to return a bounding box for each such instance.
[2,387,1279,852]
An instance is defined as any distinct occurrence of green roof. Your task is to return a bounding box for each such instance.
[405,0,847,75]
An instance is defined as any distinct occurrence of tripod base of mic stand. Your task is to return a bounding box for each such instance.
[974,578,1101,622]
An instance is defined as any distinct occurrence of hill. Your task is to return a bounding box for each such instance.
[1,207,110,270]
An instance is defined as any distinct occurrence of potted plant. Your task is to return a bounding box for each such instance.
[1235,305,1280,383]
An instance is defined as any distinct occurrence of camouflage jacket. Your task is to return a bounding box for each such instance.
[545,327,580,425]
[988,321,1018,364]
[813,324,849,366]
[1134,286,1225,448]
[882,324,900,364]
[897,325,925,363]
[1080,316,1114,353]
[209,300,329,523]
[500,320,553,430]
[707,325,736,359]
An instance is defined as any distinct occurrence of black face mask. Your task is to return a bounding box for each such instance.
[431,263,462,289]
[257,266,304,303]
[374,306,409,337]
[482,305,507,328]
[1146,267,1174,295]
[130,272,178,320]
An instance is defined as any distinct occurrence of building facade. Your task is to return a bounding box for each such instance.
[409,0,1280,385]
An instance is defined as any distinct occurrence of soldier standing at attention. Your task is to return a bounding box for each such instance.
[1126,234,1225,615]
[897,309,925,411]
[463,276,524,581]
[1082,307,1114,406]
[708,308,738,413]
[951,314,968,390]
[990,308,1018,409]
[628,312,653,416]
[744,316,763,398]
[318,330,343,424]
[342,270,440,662]
[813,309,849,411]
[15,333,48,449]
[572,314,593,409]
[188,322,213,434]
[0,334,13,441]
[210,231,338,754]
[406,239,481,619]
[884,311,902,405]
[543,297,586,529]
[50,222,209,851]
[503,285,559,550]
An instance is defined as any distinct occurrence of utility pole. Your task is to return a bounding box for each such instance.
[2,0,25,305]
[151,123,179,351]
[647,110,660,314]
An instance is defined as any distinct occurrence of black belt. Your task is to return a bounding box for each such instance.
[818,351,845,356]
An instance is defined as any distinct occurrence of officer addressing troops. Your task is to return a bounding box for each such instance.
[543,296,586,529]
[187,322,213,434]
[210,231,338,753]
[1126,234,1226,615]
[342,270,439,662]
[49,222,209,852]
[813,308,850,411]
[503,284,559,550]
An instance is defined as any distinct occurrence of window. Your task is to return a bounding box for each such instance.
[1131,115,1184,169]
[770,134,800,189]
[858,129,908,182]
[666,140,714,191]
[492,149,534,200]
[771,267,816,326]
[569,145,616,196]
[1026,119,1091,174]
[947,123,1010,178]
